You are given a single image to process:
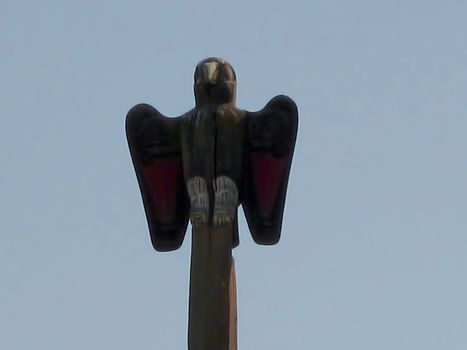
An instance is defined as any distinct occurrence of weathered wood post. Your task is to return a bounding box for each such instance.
[188,225,236,349]
[126,57,297,349]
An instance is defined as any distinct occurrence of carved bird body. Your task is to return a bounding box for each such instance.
[126,57,298,250]
[180,59,245,232]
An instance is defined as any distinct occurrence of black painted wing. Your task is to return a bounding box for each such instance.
[242,95,298,245]
[126,104,190,251]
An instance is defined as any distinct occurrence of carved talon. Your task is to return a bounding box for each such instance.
[213,213,232,227]
[213,176,238,227]
[187,177,209,227]
[191,213,207,227]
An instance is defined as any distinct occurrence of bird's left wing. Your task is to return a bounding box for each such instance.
[126,104,190,251]
[242,95,298,245]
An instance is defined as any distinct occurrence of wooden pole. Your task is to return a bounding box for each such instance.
[188,224,237,350]
[229,259,237,350]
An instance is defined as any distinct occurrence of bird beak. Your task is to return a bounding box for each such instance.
[201,62,219,84]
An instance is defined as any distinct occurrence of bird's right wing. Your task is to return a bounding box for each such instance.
[126,104,190,251]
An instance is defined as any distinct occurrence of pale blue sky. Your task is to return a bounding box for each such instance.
[1,1,467,349]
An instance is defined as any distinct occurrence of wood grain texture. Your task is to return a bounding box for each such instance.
[188,224,236,350]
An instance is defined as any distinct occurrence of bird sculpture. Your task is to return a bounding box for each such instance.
[126,57,298,350]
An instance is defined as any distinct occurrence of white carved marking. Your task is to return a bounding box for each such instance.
[187,177,209,227]
[213,176,238,227]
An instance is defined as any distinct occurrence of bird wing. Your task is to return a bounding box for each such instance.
[126,104,190,251]
[242,95,298,245]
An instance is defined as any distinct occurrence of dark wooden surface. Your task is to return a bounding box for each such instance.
[188,224,236,350]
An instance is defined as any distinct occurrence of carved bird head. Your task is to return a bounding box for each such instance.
[194,57,237,107]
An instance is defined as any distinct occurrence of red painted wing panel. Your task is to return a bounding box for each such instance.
[249,153,287,215]
[141,160,182,221]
